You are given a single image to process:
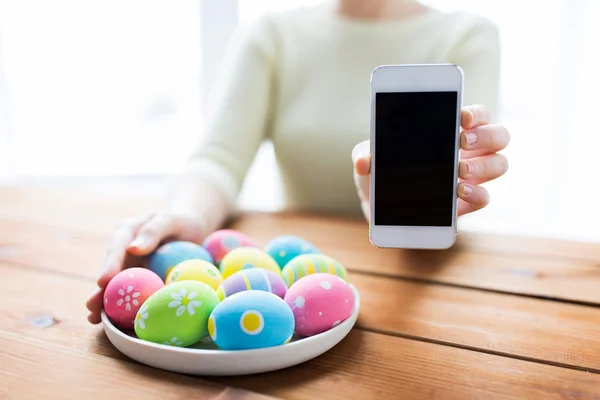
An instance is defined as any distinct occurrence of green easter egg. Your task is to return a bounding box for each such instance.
[281,253,349,287]
[134,280,219,347]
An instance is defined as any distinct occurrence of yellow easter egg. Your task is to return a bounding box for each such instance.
[219,246,281,279]
[165,259,223,291]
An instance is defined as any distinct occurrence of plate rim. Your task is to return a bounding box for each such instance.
[101,283,361,356]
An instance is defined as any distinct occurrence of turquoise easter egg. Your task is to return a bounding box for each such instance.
[134,280,220,347]
[147,241,214,281]
[264,235,319,268]
[281,253,349,287]
[208,290,295,350]
[216,268,288,300]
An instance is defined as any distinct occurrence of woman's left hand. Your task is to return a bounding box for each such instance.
[352,104,510,221]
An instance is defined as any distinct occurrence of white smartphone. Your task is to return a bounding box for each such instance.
[369,64,463,249]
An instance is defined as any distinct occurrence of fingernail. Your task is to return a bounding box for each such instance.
[462,185,473,196]
[465,162,474,175]
[129,236,146,248]
[465,131,478,146]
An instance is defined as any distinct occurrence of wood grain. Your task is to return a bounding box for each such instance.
[3,259,600,374]
[2,214,600,307]
[2,264,600,400]
[352,272,600,372]
[0,332,241,400]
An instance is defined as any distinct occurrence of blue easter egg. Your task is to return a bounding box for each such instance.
[264,235,319,269]
[147,241,214,281]
[207,290,294,350]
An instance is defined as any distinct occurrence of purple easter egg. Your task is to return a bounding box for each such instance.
[216,268,288,300]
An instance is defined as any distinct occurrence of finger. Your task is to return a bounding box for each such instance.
[86,288,104,324]
[461,125,511,155]
[461,105,492,129]
[88,312,102,325]
[128,213,179,255]
[459,154,509,185]
[351,140,370,165]
[97,218,142,288]
[355,156,371,176]
[457,183,490,216]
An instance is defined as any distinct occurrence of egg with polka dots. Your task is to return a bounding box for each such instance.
[104,267,164,330]
[208,290,295,350]
[202,229,257,266]
[281,253,349,287]
[165,259,223,291]
[216,268,288,301]
[147,241,214,281]
[219,246,281,279]
[284,273,354,337]
[264,235,319,269]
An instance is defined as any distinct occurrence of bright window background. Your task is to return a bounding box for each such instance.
[1,0,599,242]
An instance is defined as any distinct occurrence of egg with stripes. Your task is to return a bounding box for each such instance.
[202,229,257,266]
[219,246,281,279]
[165,259,223,291]
[285,273,355,337]
[208,290,295,350]
[147,241,214,281]
[264,235,319,269]
[216,268,288,300]
[281,254,349,287]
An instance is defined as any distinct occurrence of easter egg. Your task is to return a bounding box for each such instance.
[219,246,281,279]
[284,273,354,337]
[202,229,256,265]
[165,259,223,291]
[281,253,349,287]
[265,235,319,268]
[103,267,164,330]
[216,268,288,301]
[147,241,214,281]
[208,290,295,350]
[134,280,219,347]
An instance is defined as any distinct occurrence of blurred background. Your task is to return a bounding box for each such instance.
[0,0,598,242]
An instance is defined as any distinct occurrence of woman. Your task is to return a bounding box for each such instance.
[86,0,510,323]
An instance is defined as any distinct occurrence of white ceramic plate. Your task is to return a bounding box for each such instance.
[101,285,360,376]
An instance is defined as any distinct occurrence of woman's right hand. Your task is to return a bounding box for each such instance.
[85,212,207,324]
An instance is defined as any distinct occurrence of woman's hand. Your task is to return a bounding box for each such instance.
[85,212,207,324]
[352,104,510,221]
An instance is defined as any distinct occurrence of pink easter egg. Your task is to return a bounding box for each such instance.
[284,272,354,337]
[104,267,164,330]
[202,229,256,265]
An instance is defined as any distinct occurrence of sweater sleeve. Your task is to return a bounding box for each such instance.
[184,15,277,207]
[445,14,501,119]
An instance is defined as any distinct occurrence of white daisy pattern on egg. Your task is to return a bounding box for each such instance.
[135,305,149,330]
[116,285,141,311]
[294,296,305,307]
[162,337,184,346]
[168,288,202,316]
[320,281,332,290]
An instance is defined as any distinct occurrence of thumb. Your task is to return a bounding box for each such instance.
[351,140,371,215]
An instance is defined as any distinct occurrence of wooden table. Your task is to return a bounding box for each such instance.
[1,185,600,399]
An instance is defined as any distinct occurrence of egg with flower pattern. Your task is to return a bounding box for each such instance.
[264,235,319,269]
[103,267,164,330]
[208,290,295,350]
[202,229,256,266]
[165,259,223,291]
[281,254,349,287]
[147,241,214,281]
[134,281,219,347]
[285,273,354,337]
[216,268,287,300]
[219,247,281,279]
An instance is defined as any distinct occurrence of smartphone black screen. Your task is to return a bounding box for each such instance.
[374,91,458,227]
